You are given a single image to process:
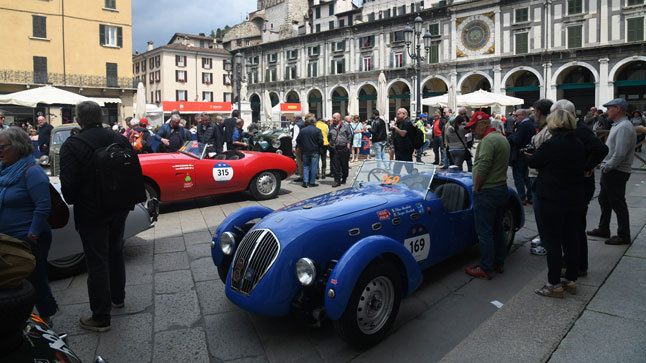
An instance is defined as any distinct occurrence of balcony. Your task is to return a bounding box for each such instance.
[0,70,135,89]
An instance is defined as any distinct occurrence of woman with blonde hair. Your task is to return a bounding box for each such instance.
[527,109,585,298]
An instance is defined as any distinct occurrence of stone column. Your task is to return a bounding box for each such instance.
[493,65,503,94]
[494,9,501,56]
[450,14,457,61]
[599,58,610,105]
[543,63,556,101]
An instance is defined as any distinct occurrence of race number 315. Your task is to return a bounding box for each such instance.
[213,162,234,183]
[404,233,430,262]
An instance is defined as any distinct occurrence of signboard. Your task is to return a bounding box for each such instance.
[279,103,301,112]
[162,101,232,113]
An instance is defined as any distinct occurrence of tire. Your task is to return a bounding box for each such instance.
[48,253,87,280]
[333,261,402,348]
[502,208,516,251]
[249,171,280,200]
[144,182,159,204]
[0,280,36,354]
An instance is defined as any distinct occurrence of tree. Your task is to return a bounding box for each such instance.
[209,29,216,38]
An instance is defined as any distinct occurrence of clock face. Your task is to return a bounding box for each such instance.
[457,14,495,57]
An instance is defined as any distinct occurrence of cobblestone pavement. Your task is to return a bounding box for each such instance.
[49,152,646,363]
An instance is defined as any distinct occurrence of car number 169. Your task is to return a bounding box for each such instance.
[404,233,430,262]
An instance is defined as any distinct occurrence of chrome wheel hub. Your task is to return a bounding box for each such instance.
[257,173,276,195]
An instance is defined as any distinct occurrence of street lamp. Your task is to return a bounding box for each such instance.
[234,52,244,114]
[404,15,433,119]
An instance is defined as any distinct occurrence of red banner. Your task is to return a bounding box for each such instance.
[162,101,232,113]
[280,103,301,112]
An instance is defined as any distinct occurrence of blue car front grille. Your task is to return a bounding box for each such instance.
[230,229,280,295]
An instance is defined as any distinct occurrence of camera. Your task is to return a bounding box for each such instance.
[520,144,536,154]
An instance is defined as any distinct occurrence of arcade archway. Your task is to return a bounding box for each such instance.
[308,89,323,119]
[556,66,595,116]
[331,87,348,117]
[388,81,410,121]
[249,93,260,122]
[614,60,646,112]
[422,78,448,116]
[460,74,491,94]
[358,84,377,121]
[505,70,540,109]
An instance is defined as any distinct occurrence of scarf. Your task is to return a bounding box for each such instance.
[0,156,36,209]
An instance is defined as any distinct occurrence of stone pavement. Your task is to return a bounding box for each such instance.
[48,153,646,363]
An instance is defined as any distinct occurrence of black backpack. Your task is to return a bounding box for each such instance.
[77,136,146,212]
[410,123,425,150]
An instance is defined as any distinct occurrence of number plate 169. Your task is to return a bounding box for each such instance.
[404,234,430,262]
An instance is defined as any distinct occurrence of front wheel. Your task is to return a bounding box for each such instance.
[333,261,402,348]
[48,253,86,280]
[249,171,280,200]
[502,208,516,251]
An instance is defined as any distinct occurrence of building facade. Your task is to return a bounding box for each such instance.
[132,34,233,109]
[241,0,646,122]
[0,0,134,126]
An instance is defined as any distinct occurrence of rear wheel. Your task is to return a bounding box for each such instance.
[502,208,516,251]
[333,261,401,348]
[249,171,280,200]
[48,253,86,280]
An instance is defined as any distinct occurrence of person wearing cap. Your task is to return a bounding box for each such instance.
[587,98,636,245]
[464,111,510,280]
[196,112,223,153]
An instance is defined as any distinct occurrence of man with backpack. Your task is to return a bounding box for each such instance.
[60,101,146,332]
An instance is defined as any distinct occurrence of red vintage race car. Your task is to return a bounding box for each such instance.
[139,141,296,202]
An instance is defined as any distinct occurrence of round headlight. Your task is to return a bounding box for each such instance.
[296,258,316,286]
[271,139,281,149]
[275,149,283,155]
[220,232,236,255]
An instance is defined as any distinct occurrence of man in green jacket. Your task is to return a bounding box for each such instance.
[464,111,511,280]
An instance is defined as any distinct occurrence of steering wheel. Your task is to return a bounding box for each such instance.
[367,168,390,182]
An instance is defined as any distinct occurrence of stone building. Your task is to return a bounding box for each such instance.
[240,0,646,122]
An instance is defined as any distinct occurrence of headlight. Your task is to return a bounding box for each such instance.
[275,149,283,155]
[220,232,236,255]
[271,139,281,148]
[296,258,316,286]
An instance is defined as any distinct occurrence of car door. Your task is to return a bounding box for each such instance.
[193,156,246,198]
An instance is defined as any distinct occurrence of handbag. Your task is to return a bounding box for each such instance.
[24,165,70,229]
[455,130,473,159]
[0,233,35,289]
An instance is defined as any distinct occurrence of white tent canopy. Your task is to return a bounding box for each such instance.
[0,85,92,107]
[422,89,524,108]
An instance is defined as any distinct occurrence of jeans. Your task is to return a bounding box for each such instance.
[302,152,319,184]
[416,139,430,163]
[373,141,389,169]
[27,230,58,318]
[448,149,465,170]
[598,170,631,240]
[319,146,327,173]
[77,211,129,322]
[473,186,509,274]
[511,158,532,200]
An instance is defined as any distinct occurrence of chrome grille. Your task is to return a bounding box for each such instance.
[230,229,280,295]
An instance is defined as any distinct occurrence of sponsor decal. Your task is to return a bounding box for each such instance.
[377,210,391,221]
[331,279,338,285]
[172,164,194,171]
[416,203,424,214]
[244,268,255,281]
[391,204,415,217]
[213,162,234,183]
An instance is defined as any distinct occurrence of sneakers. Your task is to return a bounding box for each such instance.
[80,316,111,332]
[530,245,547,256]
[605,236,630,245]
[465,266,492,280]
[530,237,541,248]
[587,229,610,238]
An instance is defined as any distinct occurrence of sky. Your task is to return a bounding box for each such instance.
[131,0,258,53]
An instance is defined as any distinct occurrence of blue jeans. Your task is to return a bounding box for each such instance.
[473,186,510,274]
[512,158,532,200]
[27,230,58,318]
[372,141,389,169]
[302,152,319,184]
[416,139,430,163]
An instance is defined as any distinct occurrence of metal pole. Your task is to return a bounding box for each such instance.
[237,66,241,114]
[416,41,421,119]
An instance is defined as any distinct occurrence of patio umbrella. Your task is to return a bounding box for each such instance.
[347,89,359,116]
[135,82,146,119]
[263,90,272,124]
[457,89,524,108]
[421,94,449,107]
[376,72,388,118]
[0,85,91,107]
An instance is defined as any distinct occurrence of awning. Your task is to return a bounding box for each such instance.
[162,101,232,113]
[92,97,122,106]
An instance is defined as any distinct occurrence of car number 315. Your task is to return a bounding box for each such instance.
[404,234,430,262]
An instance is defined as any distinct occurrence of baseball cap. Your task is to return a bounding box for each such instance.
[602,98,628,111]
[419,113,427,118]
[465,111,490,128]
[139,118,149,126]
[130,119,139,127]
[112,125,119,131]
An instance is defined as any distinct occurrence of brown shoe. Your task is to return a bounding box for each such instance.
[561,280,577,295]
[79,316,111,332]
[535,284,564,298]
[605,236,629,245]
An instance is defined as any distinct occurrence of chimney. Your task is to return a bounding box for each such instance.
[147,41,154,51]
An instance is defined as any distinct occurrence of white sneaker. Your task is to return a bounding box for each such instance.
[530,245,547,256]
[530,237,541,248]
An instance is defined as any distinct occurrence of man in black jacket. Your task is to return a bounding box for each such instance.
[60,101,137,332]
[507,108,536,204]
[223,110,239,150]
[37,115,54,155]
[196,112,223,153]
[296,116,324,187]
[370,110,388,169]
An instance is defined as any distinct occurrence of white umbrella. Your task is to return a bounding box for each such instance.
[458,89,524,108]
[376,72,388,118]
[421,94,449,107]
[263,90,272,124]
[347,89,359,116]
[135,82,146,119]
[0,85,92,107]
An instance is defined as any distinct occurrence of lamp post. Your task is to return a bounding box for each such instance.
[234,52,243,114]
[224,59,233,106]
[404,15,433,119]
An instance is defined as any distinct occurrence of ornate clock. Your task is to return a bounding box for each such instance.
[456,14,495,57]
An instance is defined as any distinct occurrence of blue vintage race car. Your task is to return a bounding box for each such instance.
[211,160,524,347]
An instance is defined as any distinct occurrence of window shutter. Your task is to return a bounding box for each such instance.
[402,54,406,66]
[33,16,46,38]
[390,53,394,68]
[307,63,311,78]
[99,24,105,45]
[330,60,335,75]
[117,26,123,47]
[33,56,48,84]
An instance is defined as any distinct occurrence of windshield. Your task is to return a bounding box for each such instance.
[179,140,205,159]
[52,129,72,145]
[353,160,436,197]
